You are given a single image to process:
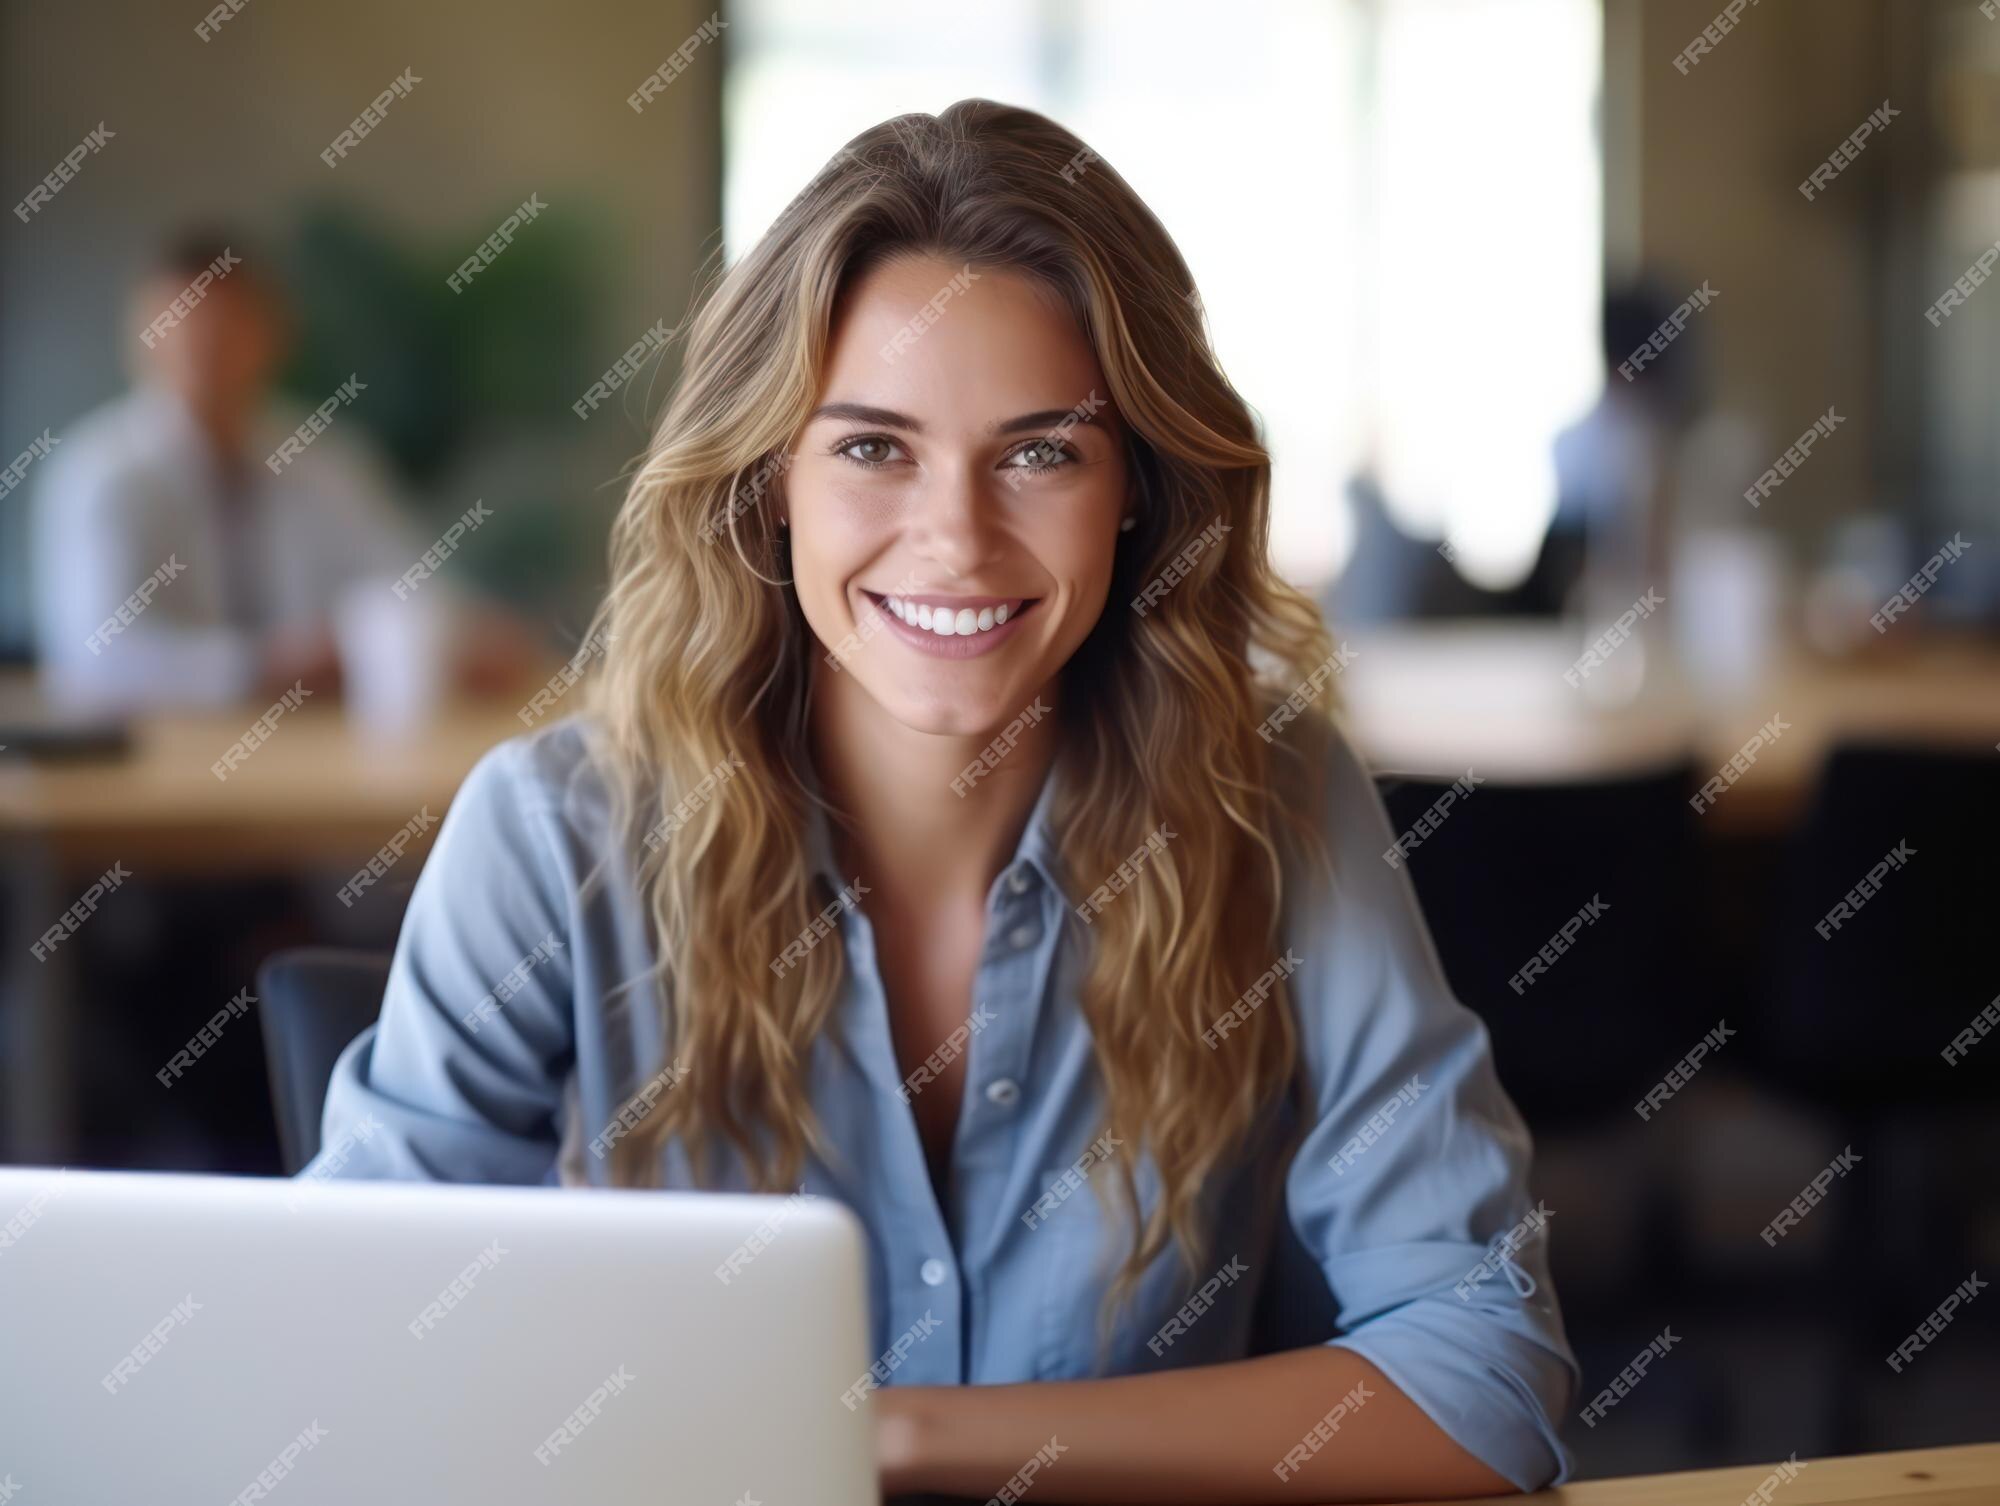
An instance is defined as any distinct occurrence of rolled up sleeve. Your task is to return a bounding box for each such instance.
[298,737,575,1187]
[1282,716,1578,1490]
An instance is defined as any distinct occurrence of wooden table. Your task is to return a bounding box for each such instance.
[1412,1442,2000,1506]
[0,693,538,869]
[1338,624,2000,834]
[0,682,544,1161]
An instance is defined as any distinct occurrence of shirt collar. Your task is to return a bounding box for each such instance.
[802,755,1067,905]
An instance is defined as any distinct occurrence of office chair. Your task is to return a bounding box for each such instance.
[255,947,392,1174]
[1374,759,1706,1133]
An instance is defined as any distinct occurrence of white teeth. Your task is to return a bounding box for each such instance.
[878,595,1030,637]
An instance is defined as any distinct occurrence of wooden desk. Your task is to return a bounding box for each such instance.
[1339,625,2000,834]
[1411,1442,2000,1506]
[0,687,539,1160]
[0,695,537,871]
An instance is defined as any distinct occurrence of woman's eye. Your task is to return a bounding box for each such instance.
[834,436,902,468]
[1006,440,1074,472]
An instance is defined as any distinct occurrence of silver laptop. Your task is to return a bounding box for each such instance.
[0,1166,878,1503]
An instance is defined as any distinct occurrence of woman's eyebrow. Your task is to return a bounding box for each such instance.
[805,402,1108,437]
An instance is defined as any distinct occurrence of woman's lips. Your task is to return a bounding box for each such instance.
[858,590,1042,659]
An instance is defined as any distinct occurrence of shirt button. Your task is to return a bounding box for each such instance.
[919,1258,949,1287]
[1006,868,1031,894]
[1008,923,1038,951]
[985,1077,1021,1108]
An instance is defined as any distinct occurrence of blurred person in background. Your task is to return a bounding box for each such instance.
[29,226,533,713]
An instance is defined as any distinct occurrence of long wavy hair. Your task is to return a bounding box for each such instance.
[583,98,1341,1326]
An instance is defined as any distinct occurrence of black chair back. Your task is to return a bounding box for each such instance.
[255,948,391,1174]
[1375,760,1705,1130]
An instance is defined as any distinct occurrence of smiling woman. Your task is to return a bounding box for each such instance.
[303,99,1578,1502]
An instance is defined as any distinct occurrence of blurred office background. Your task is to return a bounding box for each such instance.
[3,0,1996,1481]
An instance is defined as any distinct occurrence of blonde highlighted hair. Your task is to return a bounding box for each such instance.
[583,98,1340,1335]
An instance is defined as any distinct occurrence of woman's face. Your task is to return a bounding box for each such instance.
[786,252,1129,737]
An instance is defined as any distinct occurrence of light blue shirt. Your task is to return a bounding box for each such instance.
[302,711,1578,1488]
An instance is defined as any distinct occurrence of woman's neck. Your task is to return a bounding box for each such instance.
[807,669,1060,910]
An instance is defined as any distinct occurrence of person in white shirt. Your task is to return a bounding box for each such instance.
[30,230,505,712]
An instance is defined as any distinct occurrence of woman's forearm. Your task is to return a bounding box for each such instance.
[876,1346,1520,1503]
